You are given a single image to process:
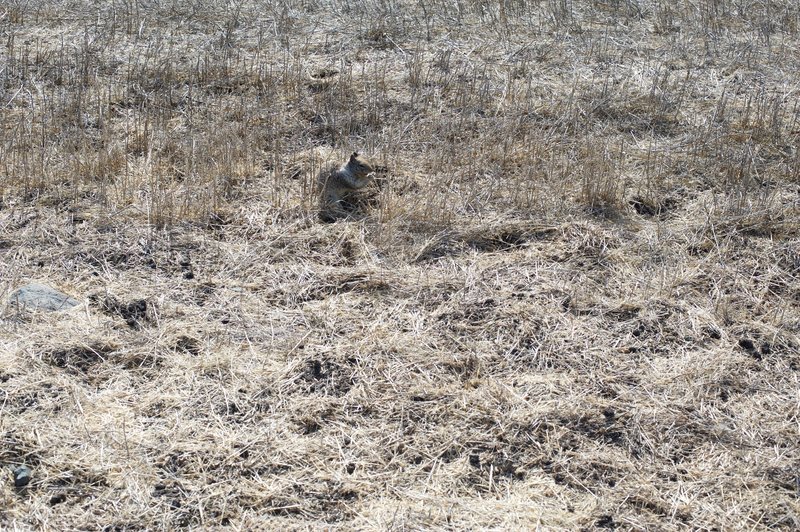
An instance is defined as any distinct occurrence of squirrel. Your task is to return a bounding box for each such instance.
[317,152,377,222]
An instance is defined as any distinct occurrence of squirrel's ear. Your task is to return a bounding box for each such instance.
[350,152,359,161]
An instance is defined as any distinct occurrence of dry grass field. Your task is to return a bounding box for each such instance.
[1,0,799,529]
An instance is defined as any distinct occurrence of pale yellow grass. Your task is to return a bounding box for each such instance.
[2,1,799,530]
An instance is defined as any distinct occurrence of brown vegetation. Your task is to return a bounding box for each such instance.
[1,0,799,529]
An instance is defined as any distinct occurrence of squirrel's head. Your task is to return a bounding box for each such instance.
[347,152,374,175]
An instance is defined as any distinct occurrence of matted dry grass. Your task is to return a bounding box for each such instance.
[1,1,799,529]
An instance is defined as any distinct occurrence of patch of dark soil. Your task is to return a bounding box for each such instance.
[739,337,758,356]
[558,410,626,448]
[298,418,321,435]
[159,452,189,476]
[303,235,361,266]
[140,398,176,419]
[412,233,460,262]
[75,235,201,277]
[711,374,753,402]
[216,393,250,419]
[178,253,194,279]
[206,211,230,233]
[506,331,561,369]
[239,460,291,479]
[629,195,681,217]
[261,496,305,516]
[560,295,598,316]
[152,481,196,526]
[385,172,419,197]
[593,514,617,529]
[262,481,359,522]
[623,303,696,354]
[43,342,117,373]
[0,432,42,468]
[605,303,642,322]
[298,357,356,397]
[5,381,66,414]
[45,467,110,505]
[121,351,161,371]
[760,506,800,529]
[50,468,108,489]
[49,493,67,506]
[291,402,338,435]
[704,326,722,340]
[413,225,557,262]
[775,248,800,276]
[467,446,525,481]
[307,68,339,92]
[597,375,641,400]
[663,408,739,464]
[90,293,151,329]
[736,331,796,362]
[189,282,216,306]
[590,95,679,138]
[172,335,202,356]
[466,229,527,252]
[301,273,391,302]
[541,454,624,491]
[414,283,458,311]
[442,353,480,382]
[438,298,498,329]
[466,223,557,253]
[628,493,691,522]
[762,466,800,494]
[75,248,132,270]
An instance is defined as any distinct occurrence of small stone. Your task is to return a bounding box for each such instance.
[9,283,80,312]
[13,465,31,487]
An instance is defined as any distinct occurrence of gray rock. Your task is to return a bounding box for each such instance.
[13,465,31,487]
[9,283,81,312]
